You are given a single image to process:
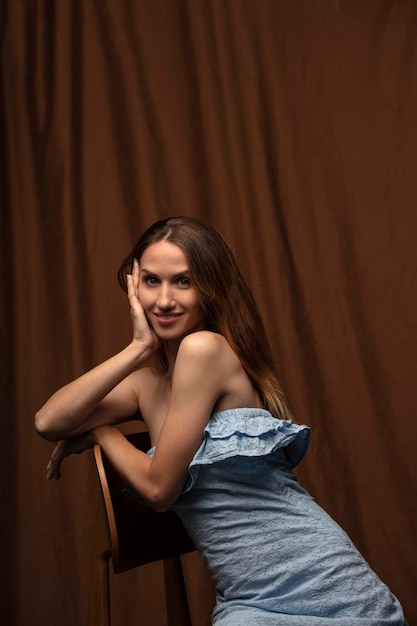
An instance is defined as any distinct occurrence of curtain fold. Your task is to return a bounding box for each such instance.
[2,1,416,624]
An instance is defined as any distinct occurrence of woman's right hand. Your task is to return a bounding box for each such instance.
[46,433,95,479]
[127,259,161,354]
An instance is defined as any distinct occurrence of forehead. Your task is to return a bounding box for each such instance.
[140,240,189,270]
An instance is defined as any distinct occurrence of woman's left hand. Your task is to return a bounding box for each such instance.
[46,432,95,480]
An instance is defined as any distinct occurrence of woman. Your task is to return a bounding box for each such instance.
[36,216,406,625]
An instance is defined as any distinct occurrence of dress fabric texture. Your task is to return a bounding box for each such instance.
[163,408,406,625]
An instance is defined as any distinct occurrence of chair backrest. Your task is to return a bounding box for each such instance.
[93,431,195,574]
[89,431,196,626]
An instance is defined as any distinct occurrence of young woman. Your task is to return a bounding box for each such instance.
[36,216,406,625]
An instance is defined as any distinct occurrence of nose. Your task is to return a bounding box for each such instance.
[157,283,175,309]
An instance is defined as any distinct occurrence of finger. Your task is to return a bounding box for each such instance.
[127,277,145,318]
[46,460,53,480]
[126,275,136,308]
[46,461,60,480]
[126,273,138,302]
[49,448,63,467]
[132,259,140,297]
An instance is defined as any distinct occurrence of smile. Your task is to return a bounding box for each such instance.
[154,313,183,326]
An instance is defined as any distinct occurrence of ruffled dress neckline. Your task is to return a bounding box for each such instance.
[148,407,310,495]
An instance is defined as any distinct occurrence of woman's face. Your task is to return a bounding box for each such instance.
[138,240,206,343]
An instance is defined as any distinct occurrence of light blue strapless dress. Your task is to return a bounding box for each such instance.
[164,408,406,625]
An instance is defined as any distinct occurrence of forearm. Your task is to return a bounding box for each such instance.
[41,411,141,443]
[35,341,150,440]
[93,426,158,506]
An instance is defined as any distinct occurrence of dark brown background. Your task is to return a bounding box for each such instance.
[1,1,416,624]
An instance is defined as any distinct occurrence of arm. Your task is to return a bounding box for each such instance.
[35,346,147,441]
[93,332,230,512]
[35,261,160,441]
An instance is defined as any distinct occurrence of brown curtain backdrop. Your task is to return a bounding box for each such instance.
[1,1,416,624]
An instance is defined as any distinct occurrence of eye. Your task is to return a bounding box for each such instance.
[177,276,191,287]
[144,275,159,285]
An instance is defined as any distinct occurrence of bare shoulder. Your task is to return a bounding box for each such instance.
[174,331,258,411]
[177,331,233,361]
[176,332,241,381]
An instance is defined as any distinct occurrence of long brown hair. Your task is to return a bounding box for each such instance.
[118,216,289,418]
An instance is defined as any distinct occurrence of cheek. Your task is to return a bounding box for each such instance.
[189,297,205,319]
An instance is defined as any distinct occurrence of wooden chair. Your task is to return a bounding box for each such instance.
[88,431,196,626]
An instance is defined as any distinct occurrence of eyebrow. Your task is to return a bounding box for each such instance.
[140,268,190,278]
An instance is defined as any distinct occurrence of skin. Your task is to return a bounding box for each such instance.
[35,241,262,512]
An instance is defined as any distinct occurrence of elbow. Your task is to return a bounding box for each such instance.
[34,410,62,442]
[151,501,170,514]
[146,485,177,513]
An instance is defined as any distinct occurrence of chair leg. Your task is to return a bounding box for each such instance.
[87,492,112,626]
[163,556,192,626]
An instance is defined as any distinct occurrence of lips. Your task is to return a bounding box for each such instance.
[154,313,183,326]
